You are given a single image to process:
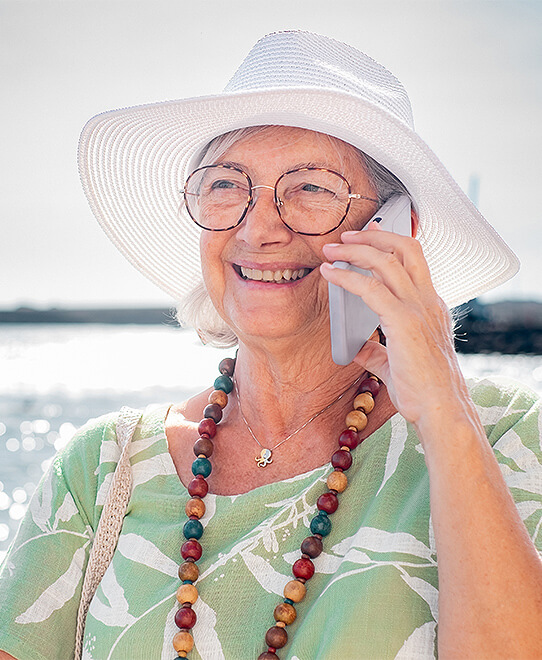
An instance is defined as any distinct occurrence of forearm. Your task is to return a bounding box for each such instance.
[417,405,542,658]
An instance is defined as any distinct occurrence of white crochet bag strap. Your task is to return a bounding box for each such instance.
[74,406,142,660]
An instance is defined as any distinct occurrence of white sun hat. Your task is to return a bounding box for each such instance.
[78,30,519,308]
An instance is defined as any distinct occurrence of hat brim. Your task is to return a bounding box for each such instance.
[78,87,519,308]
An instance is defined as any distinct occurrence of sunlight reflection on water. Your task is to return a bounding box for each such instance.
[0,323,541,558]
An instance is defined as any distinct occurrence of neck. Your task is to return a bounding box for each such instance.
[231,337,367,448]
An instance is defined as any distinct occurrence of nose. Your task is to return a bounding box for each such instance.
[235,184,292,248]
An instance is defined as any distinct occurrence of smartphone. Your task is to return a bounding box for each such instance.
[328,194,412,365]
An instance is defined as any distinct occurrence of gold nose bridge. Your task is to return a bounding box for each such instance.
[250,184,284,208]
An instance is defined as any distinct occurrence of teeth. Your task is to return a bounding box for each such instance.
[239,266,309,282]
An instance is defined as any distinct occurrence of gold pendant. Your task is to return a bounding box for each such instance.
[255,448,273,467]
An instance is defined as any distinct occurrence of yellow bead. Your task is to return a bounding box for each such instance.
[173,631,194,653]
[185,498,206,519]
[276,621,286,628]
[354,392,375,414]
[340,446,350,452]
[283,579,306,603]
[209,389,228,408]
[176,583,198,605]
[274,602,297,625]
[327,470,348,493]
[346,409,368,431]
[178,653,187,659]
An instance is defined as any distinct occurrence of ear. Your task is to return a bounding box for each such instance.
[410,208,419,238]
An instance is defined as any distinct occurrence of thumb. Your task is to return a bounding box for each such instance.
[353,340,389,383]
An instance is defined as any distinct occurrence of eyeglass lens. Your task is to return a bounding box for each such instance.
[184,166,352,234]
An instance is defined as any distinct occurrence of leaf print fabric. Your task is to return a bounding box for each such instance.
[0,377,541,659]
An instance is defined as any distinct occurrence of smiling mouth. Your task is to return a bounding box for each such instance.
[234,265,313,283]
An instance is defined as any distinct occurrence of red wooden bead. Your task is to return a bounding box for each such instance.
[338,429,359,450]
[187,476,209,498]
[331,449,353,471]
[317,492,339,514]
[292,557,315,580]
[203,403,223,423]
[193,436,214,458]
[174,606,197,629]
[358,378,380,397]
[181,540,202,561]
[300,535,323,558]
[198,418,216,438]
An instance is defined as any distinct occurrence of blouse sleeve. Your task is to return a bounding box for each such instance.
[0,411,119,660]
[471,376,542,550]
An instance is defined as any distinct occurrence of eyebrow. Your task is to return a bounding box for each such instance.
[215,160,335,172]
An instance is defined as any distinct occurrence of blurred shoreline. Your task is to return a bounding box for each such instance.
[2,300,542,354]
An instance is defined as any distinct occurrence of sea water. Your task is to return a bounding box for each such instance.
[1,323,542,558]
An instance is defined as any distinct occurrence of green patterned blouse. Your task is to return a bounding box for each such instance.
[1,377,541,660]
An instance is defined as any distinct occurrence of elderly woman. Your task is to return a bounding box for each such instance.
[0,31,541,660]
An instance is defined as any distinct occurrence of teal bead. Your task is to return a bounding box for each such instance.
[192,457,212,478]
[284,598,294,605]
[310,513,332,537]
[183,580,193,584]
[214,374,233,394]
[183,518,204,540]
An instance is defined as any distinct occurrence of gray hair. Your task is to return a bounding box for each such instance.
[176,126,410,348]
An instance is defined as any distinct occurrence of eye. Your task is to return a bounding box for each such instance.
[211,179,240,190]
[301,183,330,193]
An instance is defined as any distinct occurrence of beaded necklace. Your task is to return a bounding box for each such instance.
[172,357,380,659]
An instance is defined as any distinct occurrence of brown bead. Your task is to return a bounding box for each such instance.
[193,436,214,458]
[219,357,235,376]
[345,409,368,431]
[354,392,375,414]
[203,403,223,423]
[208,389,228,408]
[301,535,323,558]
[176,583,198,605]
[274,602,297,625]
[185,498,206,519]
[173,631,194,653]
[178,561,199,582]
[283,579,306,602]
[327,470,348,493]
[257,653,279,660]
[265,626,288,649]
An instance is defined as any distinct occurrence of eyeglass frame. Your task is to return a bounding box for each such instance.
[183,164,380,236]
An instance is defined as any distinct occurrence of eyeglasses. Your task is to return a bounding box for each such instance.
[183,165,379,236]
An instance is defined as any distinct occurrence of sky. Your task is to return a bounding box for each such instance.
[1,0,541,309]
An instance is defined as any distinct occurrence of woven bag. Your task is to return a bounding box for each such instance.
[74,406,142,660]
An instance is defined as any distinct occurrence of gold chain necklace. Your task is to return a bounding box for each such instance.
[233,374,363,467]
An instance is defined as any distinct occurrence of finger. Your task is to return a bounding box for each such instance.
[353,339,390,384]
[322,242,419,302]
[339,230,433,291]
[320,261,401,322]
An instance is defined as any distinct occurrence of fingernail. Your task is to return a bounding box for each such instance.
[323,243,341,248]
[320,262,335,271]
[341,230,359,236]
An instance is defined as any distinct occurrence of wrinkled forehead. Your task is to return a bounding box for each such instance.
[194,125,370,180]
